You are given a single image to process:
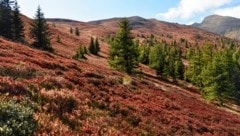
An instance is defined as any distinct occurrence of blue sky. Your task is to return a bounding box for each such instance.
[18,0,240,24]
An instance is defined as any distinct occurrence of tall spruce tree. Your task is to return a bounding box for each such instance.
[88,37,100,55]
[88,36,95,54]
[0,0,14,39]
[109,18,138,74]
[12,1,24,42]
[30,6,53,51]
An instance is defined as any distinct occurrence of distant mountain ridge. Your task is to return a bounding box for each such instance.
[89,16,152,28]
[46,18,82,23]
[86,16,236,47]
[193,15,240,40]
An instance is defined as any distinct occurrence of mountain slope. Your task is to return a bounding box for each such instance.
[1,35,240,135]
[1,15,240,135]
[193,15,240,40]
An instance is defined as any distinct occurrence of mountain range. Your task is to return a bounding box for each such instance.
[193,15,240,40]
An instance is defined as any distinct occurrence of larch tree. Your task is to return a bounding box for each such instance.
[30,6,53,51]
[185,48,203,87]
[201,50,234,102]
[167,49,177,81]
[148,43,165,77]
[109,18,138,74]
[231,49,240,103]
[138,44,150,65]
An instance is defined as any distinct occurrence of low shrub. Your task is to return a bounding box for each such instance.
[0,78,27,95]
[84,72,104,79]
[40,77,74,90]
[128,115,141,127]
[39,90,77,114]
[0,66,37,80]
[0,97,37,136]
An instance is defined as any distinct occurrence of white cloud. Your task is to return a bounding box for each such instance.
[157,0,232,21]
[214,5,240,18]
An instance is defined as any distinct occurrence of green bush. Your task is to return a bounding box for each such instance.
[0,99,37,136]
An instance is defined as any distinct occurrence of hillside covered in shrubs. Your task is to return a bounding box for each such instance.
[0,0,240,135]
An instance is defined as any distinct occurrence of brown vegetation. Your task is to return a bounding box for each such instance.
[0,15,240,135]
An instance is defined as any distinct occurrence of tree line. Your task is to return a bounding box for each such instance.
[109,18,240,104]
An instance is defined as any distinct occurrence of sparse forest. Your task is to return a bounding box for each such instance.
[0,1,240,135]
[185,44,240,103]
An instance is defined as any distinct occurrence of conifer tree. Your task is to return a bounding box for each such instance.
[167,49,177,81]
[95,37,100,54]
[138,44,150,65]
[149,44,165,77]
[75,27,80,36]
[12,1,24,42]
[73,45,86,60]
[174,47,184,80]
[30,6,53,51]
[175,58,184,80]
[109,18,138,74]
[185,48,194,59]
[201,50,234,102]
[0,0,14,39]
[88,37,95,54]
[185,48,203,86]
[232,49,240,101]
[88,37,100,55]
